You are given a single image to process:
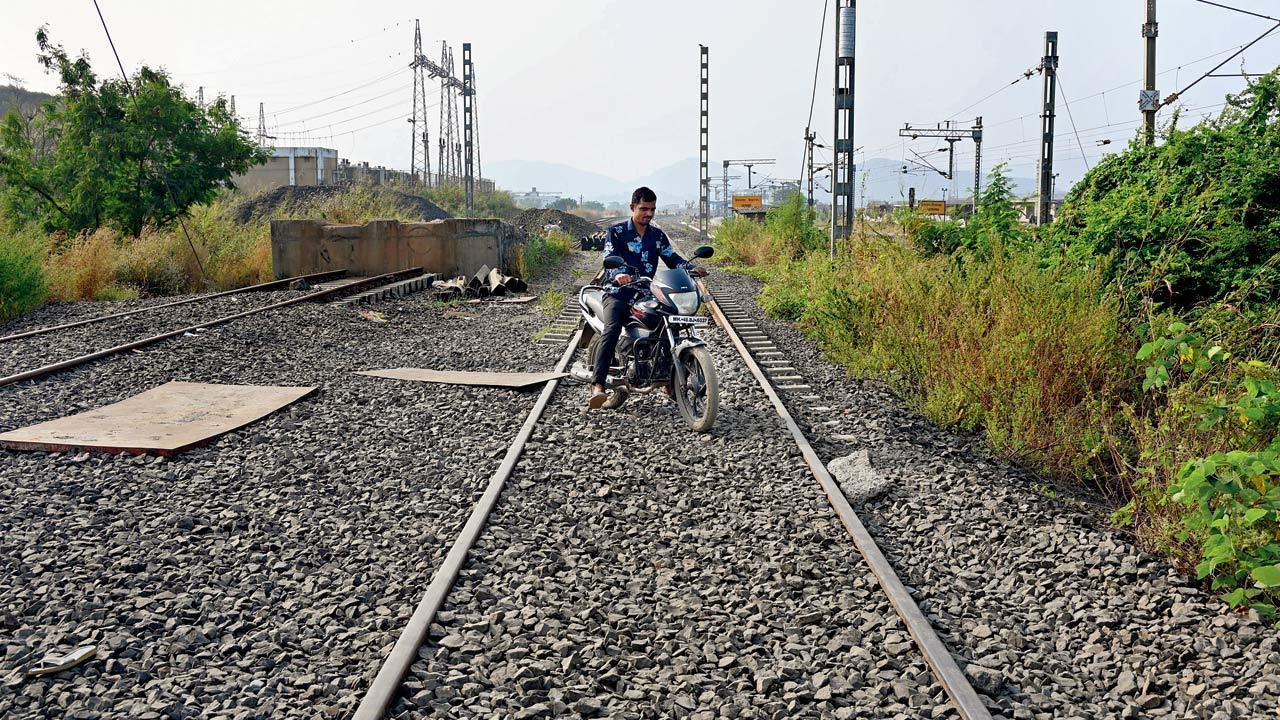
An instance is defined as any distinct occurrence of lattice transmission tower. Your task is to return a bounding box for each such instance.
[409,20,433,185]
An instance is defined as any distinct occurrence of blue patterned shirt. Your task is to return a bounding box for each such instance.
[602,219,692,295]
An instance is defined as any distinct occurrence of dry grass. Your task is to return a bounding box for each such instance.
[762,236,1126,483]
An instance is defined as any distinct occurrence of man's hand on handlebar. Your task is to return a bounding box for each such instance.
[614,273,632,285]
[690,266,709,278]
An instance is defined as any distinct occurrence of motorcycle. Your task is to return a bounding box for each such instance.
[570,245,719,432]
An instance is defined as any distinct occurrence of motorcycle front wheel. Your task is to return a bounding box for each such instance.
[673,346,719,432]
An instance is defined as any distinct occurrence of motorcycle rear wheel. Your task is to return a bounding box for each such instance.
[674,346,718,432]
[586,335,629,409]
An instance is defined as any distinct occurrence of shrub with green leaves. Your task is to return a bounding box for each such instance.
[1050,71,1280,308]
[0,221,47,322]
[0,28,266,237]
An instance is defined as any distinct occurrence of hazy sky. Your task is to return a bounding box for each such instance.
[3,1,1278,196]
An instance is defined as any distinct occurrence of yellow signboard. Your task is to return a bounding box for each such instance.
[917,200,947,215]
[731,195,764,211]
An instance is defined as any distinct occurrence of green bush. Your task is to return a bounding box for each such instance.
[0,220,47,321]
[1050,71,1280,308]
[514,229,573,280]
[764,191,825,256]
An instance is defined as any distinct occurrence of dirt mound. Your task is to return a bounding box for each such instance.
[229,185,451,225]
[511,208,598,238]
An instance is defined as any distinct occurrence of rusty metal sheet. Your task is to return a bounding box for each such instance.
[358,368,566,388]
[0,381,317,457]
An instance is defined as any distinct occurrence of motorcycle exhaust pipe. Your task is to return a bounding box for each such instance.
[567,364,626,388]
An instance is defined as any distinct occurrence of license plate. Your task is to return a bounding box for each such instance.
[669,315,709,326]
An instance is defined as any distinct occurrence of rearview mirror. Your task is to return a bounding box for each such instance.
[693,245,714,259]
[603,255,627,270]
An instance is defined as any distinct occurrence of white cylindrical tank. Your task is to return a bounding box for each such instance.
[838,5,856,59]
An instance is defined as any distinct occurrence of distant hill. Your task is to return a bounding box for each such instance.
[487,155,1042,207]
[485,160,631,203]
[488,157,731,206]
[0,85,54,118]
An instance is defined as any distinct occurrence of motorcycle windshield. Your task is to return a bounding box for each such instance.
[653,268,696,294]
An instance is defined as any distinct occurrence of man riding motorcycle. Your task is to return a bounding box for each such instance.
[588,186,708,409]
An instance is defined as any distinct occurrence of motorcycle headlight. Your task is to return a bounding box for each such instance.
[669,290,700,315]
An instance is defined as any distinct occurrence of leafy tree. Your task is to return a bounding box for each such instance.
[549,196,578,212]
[0,28,266,236]
[582,200,606,212]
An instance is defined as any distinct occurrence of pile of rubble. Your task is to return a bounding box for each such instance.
[510,208,598,238]
[228,186,451,225]
[430,265,529,301]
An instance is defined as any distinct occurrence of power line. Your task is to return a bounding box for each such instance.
[1056,75,1091,171]
[272,67,408,116]
[801,0,829,182]
[273,94,439,133]
[1161,21,1280,107]
[272,81,428,128]
[1192,0,1279,22]
[946,74,1032,121]
[180,21,409,76]
[91,0,207,284]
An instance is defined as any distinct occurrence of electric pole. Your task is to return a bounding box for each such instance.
[197,86,203,108]
[832,0,856,258]
[462,42,475,215]
[722,161,730,218]
[1037,31,1059,225]
[972,116,983,210]
[411,39,465,186]
[805,129,816,207]
[698,45,710,242]
[257,102,267,146]
[1141,1,1158,145]
[944,137,959,204]
[409,19,433,186]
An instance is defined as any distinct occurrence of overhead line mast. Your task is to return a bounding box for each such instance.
[1037,32,1059,226]
[897,118,983,209]
[462,42,475,215]
[831,0,856,258]
[698,45,710,242]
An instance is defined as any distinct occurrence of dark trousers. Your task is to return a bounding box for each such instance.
[592,294,630,386]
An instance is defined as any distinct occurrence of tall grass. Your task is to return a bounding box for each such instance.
[761,238,1125,482]
[0,220,48,321]
[513,229,573,280]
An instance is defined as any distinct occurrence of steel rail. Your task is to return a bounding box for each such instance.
[0,268,422,389]
[351,324,584,720]
[0,269,349,344]
[702,285,994,720]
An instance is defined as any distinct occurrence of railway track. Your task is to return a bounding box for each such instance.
[350,261,992,717]
[0,268,423,388]
[6,235,1276,718]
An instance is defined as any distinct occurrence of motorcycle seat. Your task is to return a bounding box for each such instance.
[582,288,606,319]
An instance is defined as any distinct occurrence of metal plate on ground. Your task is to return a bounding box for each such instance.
[358,368,566,389]
[0,381,317,456]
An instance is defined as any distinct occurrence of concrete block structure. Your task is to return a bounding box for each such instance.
[234,147,339,195]
[270,218,526,279]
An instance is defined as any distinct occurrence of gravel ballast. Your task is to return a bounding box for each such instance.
[705,266,1280,720]
[388,331,950,719]
[0,254,590,719]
